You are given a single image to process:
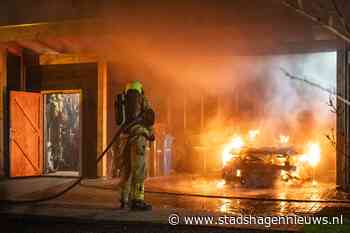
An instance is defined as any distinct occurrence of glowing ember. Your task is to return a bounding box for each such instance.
[299,143,321,168]
[236,169,241,177]
[279,135,289,144]
[222,136,244,166]
[248,129,260,141]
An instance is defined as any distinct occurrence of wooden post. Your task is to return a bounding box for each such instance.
[337,44,350,191]
[97,61,108,177]
[0,47,6,177]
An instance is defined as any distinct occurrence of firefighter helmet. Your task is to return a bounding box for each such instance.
[125,80,144,94]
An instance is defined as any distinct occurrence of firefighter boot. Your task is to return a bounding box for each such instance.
[120,176,132,209]
[120,200,130,209]
[130,183,152,211]
[130,199,152,211]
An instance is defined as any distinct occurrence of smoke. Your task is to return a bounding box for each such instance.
[56,2,337,177]
[104,41,336,145]
[60,3,336,140]
[84,13,337,165]
[187,52,337,145]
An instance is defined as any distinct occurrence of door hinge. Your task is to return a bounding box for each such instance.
[9,128,15,139]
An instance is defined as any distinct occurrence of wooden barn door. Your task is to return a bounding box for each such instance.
[9,91,42,177]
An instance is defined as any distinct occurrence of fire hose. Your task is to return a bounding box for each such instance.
[0,116,144,205]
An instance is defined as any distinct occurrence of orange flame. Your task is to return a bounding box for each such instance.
[248,129,260,142]
[279,135,289,144]
[299,143,321,167]
[222,136,244,166]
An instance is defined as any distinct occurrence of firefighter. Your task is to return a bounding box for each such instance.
[117,80,155,211]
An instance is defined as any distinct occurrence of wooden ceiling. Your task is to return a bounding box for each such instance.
[0,0,347,56]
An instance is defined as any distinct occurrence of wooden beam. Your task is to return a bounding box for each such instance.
[16,40,59,54]
[39,53,98,65]
[58,38,83,54]
[35,39,66,54]
[2,42,22,56]
[0,19,104,43]
[221,39,341,56]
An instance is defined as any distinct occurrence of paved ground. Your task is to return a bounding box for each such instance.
[1,174,350,232]
[145,174,350,216]
[0,177,76,200]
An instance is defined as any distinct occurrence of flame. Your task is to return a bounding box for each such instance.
[279,135,289,144]
[221,130,322,186]
[280,170,289,181]
[299,143,321,167]
[248,129,260,142]
[222,136,244,166]
[216,180,226,188]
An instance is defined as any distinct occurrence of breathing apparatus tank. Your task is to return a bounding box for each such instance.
[115,93,126,126]
[115,80,145,127]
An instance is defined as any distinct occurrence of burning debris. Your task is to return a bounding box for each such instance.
[221,130,321,188]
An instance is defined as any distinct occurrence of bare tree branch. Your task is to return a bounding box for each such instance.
[331,0,350,34]
[281,0,350,43]
[279,67,350,106]
[325,128,336,150]
[328,94,344,115]
[328,95,338,113]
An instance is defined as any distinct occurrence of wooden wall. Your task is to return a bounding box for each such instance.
[26,63,99,178]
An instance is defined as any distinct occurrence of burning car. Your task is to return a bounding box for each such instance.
[221,133,320,188]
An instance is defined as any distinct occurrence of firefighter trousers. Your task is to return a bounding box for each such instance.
[120,135,148,203]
